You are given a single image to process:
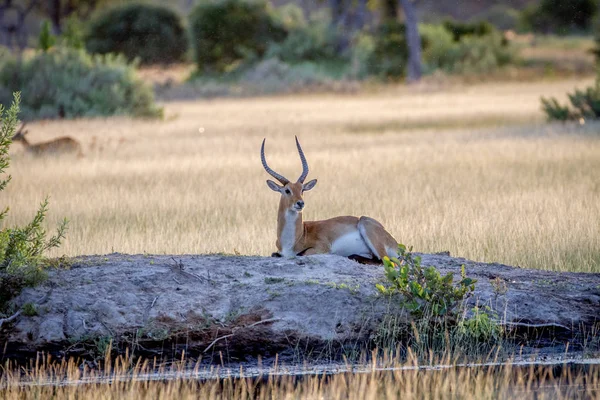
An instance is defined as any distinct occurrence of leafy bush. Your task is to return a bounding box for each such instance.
[419,24,455,72]
[61,16,86,50]
[86,3,188,64]
[520,0,597,34]
[442,20,494,42]
[542,80,600,121]
[0,48,162,120]
[366,22,413,79]
[457,306,502,343]
[444,33,514,74]
[376,244,476,319]
[374,245,503,358]
[349,33,376,79]
[266,12,341,63]
[541,97,573,121]
[363,21,513,79]
[0,93,67,312]
[189,0,286,73]
[421,25,514,75]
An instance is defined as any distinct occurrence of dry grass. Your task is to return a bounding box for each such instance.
[517,35,596,76]
[1,352,599,399]
[3,78,599,272]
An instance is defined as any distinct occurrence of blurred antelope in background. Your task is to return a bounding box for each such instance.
[261,136,399,263]
[12,123,82,157]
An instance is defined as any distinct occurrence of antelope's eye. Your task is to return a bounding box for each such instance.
[285,188,291,195]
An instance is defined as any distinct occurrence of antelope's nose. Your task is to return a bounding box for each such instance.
[296,201,304,209]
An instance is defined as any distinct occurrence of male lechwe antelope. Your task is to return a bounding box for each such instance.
[12,123,82,156]
[261,137,399,263]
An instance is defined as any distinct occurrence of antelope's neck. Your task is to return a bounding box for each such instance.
[277,205,304,257]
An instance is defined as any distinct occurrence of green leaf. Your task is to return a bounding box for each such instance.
[375,283,388,294]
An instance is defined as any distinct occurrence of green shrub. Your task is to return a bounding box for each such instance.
[520,0,597,34]
[444,33,514,74]
[373,245,502,358]
[442,19,494,42]
[419,24,455,72]
[349,33,376,79]
[0,48,162,120]
[86,3,188,64]
[354,22,514,80]
[189,0,286,73]
[266,11,341,63]
[376,244,476,319]
[457,306,502,343]
[366,22,413,79]
[541,97,573,121]
[61,16,86,50]
[0,93,67,313]
[21,302,38,317]
[542,80,600,121]
[421,24,514,75]
[38,21,56,52]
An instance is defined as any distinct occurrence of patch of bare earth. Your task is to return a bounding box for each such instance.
[2,253,599,365]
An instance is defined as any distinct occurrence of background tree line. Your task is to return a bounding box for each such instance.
[0,0,597,120]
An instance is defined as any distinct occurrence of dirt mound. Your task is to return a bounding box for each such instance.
[2,253,599,363]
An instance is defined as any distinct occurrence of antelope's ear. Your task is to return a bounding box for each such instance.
[303,179,317,191]
[266,180,283,192]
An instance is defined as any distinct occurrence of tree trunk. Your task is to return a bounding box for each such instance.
[328,0,353,52]
[382,0,397,21]
[398,0,422,82]
[328,0,343,25]
[354,0,368,30]
[0,0,39,51]
[49,0,61,34]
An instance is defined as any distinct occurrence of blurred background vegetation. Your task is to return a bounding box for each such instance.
[0,0,598,119]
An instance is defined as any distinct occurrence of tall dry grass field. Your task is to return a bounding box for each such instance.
[3,78,599,271]
[2,355,599,399]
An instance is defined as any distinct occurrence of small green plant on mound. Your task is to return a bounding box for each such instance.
[375,245,501,358]
[0,48,162,120]
[21,302,38,317]
[542,77,600,121]
[86,3,188,65]
[376,245,476,318]
[0,93,68,314]
[457,306,502,343]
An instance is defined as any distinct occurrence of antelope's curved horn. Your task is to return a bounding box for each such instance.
[295,136,309,183]
[261,138,290,185]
